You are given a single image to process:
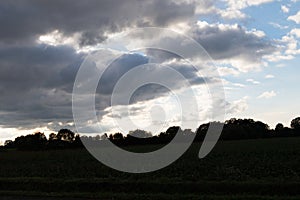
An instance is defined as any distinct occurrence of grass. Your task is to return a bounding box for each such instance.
[1,137,300,199]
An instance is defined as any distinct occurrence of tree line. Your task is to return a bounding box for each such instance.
[3,117,300,151]
[4,129,82,150]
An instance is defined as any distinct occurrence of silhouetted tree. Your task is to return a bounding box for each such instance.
[57,129,75,142]
[109,134,113,141]
[49,133,57,141]
[195,123,209,141]
[4,140,14,148]
[73,134,83,147]
[291,117,300,130]
[275,123,284,132]
[221,118,269,140]
[112,132,124,140]
[14,132,47,150]
[4,140,12,146]
[6,117,300,151]
[166,126,182,136]
[157,126,182,143]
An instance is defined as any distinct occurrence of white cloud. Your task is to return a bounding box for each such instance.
[219,0,275,19]
[282,34,300,55]
[227,0,275,9]
[219,8,247,19]
[246,79,260,84]
[264,29,300,62]
[97,84,217,134]
[37,30,108,53]
[265,74,275,79]
[257,91,277,99]
[288,11,300,24]
[218,66,240,76]
[281,5,289,13]
[250,29,266,37]
[0,126,54,143]
[269,22,289,29]
[233,83,246,88]
[227,96,249,114]
[264,51,295,62]
[290,28,300,38]
[222,78,245,88]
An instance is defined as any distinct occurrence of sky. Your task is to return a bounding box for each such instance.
[0,0,300,143]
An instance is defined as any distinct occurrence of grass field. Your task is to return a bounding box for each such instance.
[1,137,300,199]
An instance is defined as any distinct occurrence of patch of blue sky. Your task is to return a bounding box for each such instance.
[243,1,291,39]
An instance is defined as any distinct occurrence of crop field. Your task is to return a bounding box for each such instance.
[1,137,300,199]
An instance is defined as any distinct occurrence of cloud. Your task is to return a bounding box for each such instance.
[227,97,249,114]
[0,40,216,130]
[0,0,197,46]
[92,82,220,135]
[269,22,289,29]
[218,8,247,19]
[288,11,300,24]
[257,91,277,99]
[224,0,274,10]
[265,74,275,79]
[0,18,276,131]
[264,29,300,62]
[282,32,300,56]
[246,79,260,85]
[194,0,219,15]
[218,0,275,19]
[0,19,229,133]
[98,95,183,134]
[290,29,300,38]
[218,66,240,76]
[117,20,275,75]
[0,0,296,139]
[190,21,275,72]
[0,44,83,129]
[281,5,289,13]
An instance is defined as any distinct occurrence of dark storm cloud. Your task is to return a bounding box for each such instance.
[138,23,276,72]
[97,53,149,95]
[96,52,208,108]
[0,0,196,46]
[0,45,205,129]
[190,23,276,63]
[129,84,171,104]
[0,45,84,98]
[0,44,83,128]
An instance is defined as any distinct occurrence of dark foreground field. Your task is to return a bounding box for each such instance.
[1,138,300,199]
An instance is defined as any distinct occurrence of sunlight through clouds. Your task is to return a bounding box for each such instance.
[0,0,299,140]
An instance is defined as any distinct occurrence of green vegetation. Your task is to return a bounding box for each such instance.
[1,137,300,199]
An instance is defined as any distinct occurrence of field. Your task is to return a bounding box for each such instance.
[1,137,300,199]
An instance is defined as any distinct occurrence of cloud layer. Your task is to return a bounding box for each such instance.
[0,0,298,138]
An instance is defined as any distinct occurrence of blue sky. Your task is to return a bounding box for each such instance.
[0,0,299,142]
